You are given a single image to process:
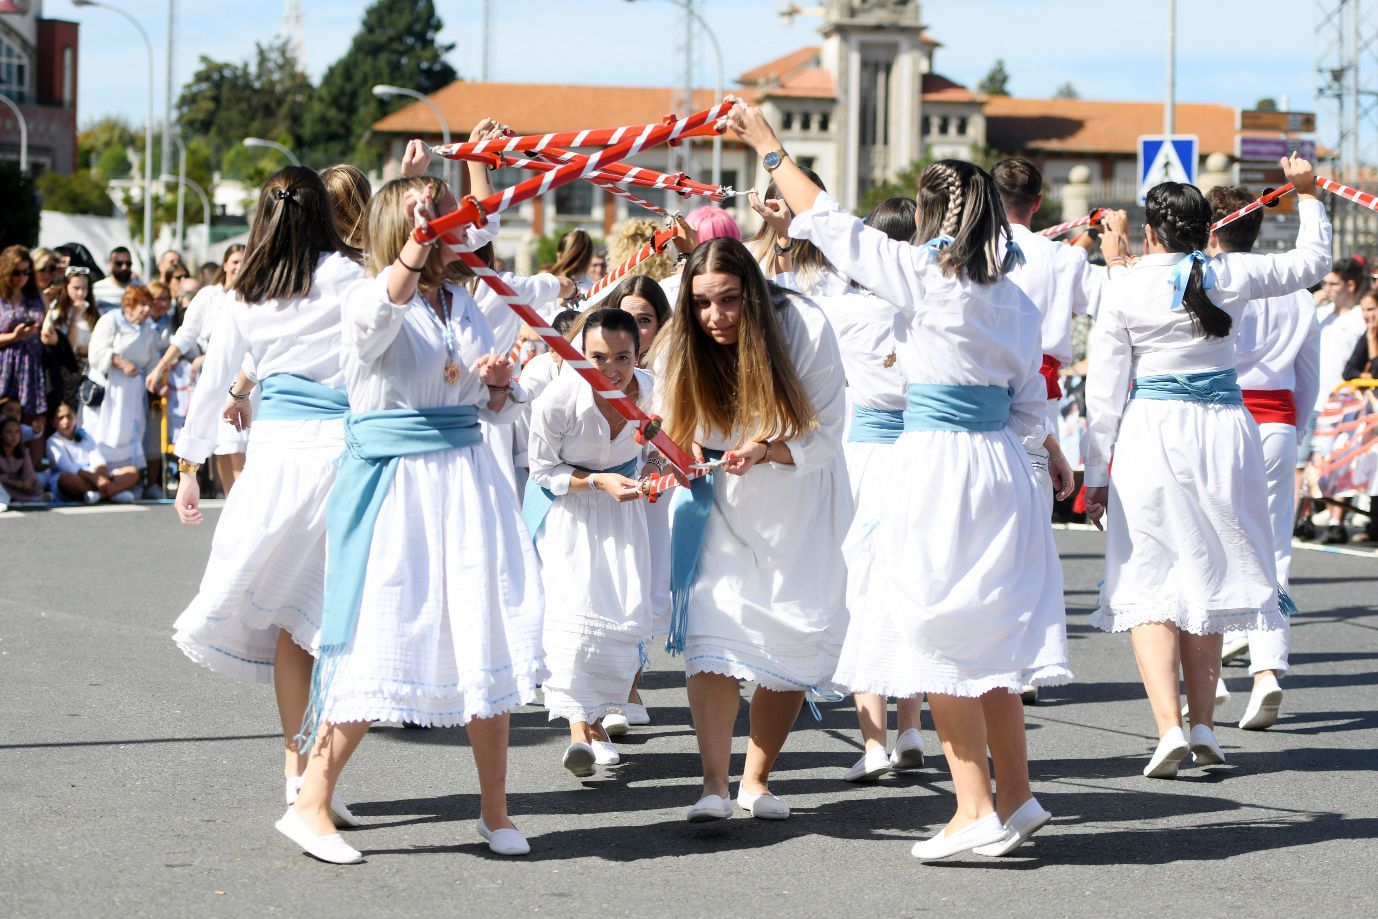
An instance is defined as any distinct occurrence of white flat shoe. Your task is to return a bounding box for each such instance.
[1181,677,1230,718]
[686,794,733,823]
[971,797,1053,856]
[562,742,596,777]
[1238,674,1282,731]
[889,728,925,772]
[736,789,790,820]
[910,813,1006,861]
[477,818,530,856]
[1189,723,1227,766]
[591,740,620,766]
[601,713,630,737]
[1143,726,1189,779]
[275,807,364,864]
[843,747,891,783]
[285,776,364,828]
[623,703,651,726]
[1221,633,1250,663]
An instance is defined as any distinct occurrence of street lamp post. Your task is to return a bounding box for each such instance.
[168,131,187,251]
[625,0,724,187]
[372,84,454,189]
[0,92,27,174]
[242,137,302,166]
[73,0,155,281]
[160,173,211,264]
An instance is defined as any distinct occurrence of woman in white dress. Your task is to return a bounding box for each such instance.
[279,176,545,865]
[653,236,850,824]
[730,100,1068,861]
[525,307,653,777]
[146,246,248,492]
[83,285,160,499]
[1084,157,1330,778]
[170,167,370,830]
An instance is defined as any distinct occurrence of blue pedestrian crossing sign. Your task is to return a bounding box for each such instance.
[1137,135,1199,204]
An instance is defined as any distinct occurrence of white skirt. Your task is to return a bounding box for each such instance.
[683,451,852,692]
[321,443,547,728]
[1093,400,1282,635]
[537,489,652,723]
[171,418,342,683]
[83,371,147,469]
[834,428,1071,698]
[644,493,672,637]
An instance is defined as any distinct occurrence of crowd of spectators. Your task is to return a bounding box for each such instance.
[0,243,236,512]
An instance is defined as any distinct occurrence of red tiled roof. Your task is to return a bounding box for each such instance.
[372,82,728,137]
[922,73,980,103]
[738,46,821,85]
[764,68,836,99]
[985,97,1237,155]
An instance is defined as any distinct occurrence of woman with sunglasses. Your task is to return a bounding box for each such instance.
[0,245,48,418]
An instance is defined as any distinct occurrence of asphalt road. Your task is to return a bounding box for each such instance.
[2,504,1375,918]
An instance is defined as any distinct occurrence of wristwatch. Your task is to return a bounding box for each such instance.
[762,149,788,172]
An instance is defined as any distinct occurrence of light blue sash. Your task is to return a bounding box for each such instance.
[521,455,641,549]
[295,404,482,751]
[848,406,904,444]
[903,383,1013,432]
[666,448,725,656]
[256,373,349,422]
[1131,369,1242,405]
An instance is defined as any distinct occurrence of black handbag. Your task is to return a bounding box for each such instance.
[77,376,105,408]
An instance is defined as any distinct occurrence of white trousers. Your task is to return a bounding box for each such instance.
[1234,422,1295,674]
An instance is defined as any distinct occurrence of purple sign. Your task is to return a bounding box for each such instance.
[1239,137,1317,161]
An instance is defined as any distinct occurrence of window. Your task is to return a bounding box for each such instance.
[938,116,950,135]
[782,111,795,131]
[956,116,968,136]
[62,46,74,109]
[922,115,933,136]
[801,112,812,131]
[859,58,892,146]
[819,112,830,132]
[554,179,594,217]
[0,36,28,103]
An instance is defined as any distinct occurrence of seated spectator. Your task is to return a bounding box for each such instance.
[82,286,160,502]
[47,401,134,504]
[0,416,45,503]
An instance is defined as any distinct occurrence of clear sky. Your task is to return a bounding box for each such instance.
[41,0,1321,138]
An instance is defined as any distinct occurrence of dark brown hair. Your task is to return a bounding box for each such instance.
[1206,186,1264,253]
[211,243,246,288]
[0,245,39,301]
[550,228,595,278]
[655,237,817,452]
[1146,181,1230,338]
[992,157,1043,212]
[232,166,352,305]
[916,159,1014,285]
[605,274,671,329]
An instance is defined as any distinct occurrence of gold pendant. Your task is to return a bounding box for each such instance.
[883,351,896,368]
[444,362,461,384]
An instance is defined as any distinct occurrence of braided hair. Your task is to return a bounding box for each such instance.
[1145,182,1231,339]
[914,159,1011,285]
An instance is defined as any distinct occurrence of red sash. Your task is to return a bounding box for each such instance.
[1242,389,1296,426]
[1040,355,1062,400]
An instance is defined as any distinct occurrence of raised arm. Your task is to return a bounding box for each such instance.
[1218,155,1332,302]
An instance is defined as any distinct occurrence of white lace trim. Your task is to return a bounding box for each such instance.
[172,624,319,685]
[835,664,1074,700]
[684,653,839,695]
[324,671,545,729]
[1091,602,1284,636]
[543,701,628,724]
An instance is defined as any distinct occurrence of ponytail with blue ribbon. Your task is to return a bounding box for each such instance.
[1167,250,1216,311]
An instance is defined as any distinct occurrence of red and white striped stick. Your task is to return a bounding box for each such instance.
[433,118,723,159]
[416,102,733,244]
[1209,177,1378,232]
[533,148,730,200]
[1038,208,1107,238]
[458,252,697,480]
[582,224,679,308]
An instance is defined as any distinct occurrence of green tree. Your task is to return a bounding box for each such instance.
[77,116,137,171]
[299,0,456,170]
[36,171,116,216]
[1053,81,1079,100]
[979,59,1011,97]
[176,38,312,170]
[857,145,998,216]
[0,164,40,248]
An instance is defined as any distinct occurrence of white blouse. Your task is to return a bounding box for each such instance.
[1235,289,1321,415]
[527,366,652,495]
[788,192,1047,441]
[1083,197,1332,486]
[474,271,563,353]
[1007,224,1098,366]
[174,252,366,463]
[169,283,224,359]
[87,311,161,387]
[812,288,906,412]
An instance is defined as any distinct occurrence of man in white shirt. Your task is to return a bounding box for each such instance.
[90,247,143,315]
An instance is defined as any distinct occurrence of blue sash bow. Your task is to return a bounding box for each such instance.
[666,448,725,656]
[848,406,905,444]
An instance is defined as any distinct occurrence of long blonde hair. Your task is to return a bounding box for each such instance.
[607,218,676,282]
[364,177,450,289]
[321,164,373,250]
[654,237,817,451]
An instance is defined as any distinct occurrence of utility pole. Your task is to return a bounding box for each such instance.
[162,1,174,186]
[1164,0,1176,136]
